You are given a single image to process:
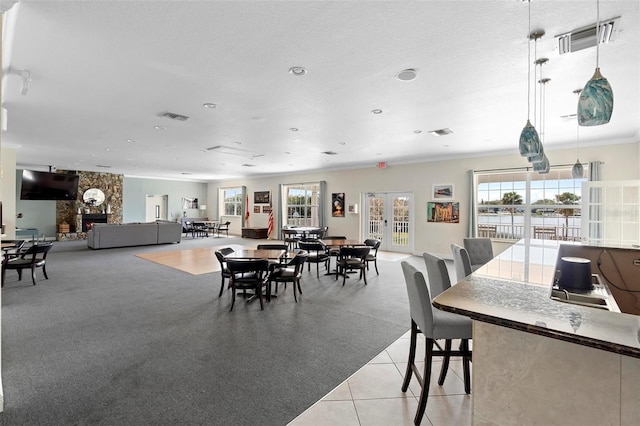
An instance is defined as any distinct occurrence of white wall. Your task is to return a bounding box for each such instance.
[209,141,639,257]
[1,147,16,238]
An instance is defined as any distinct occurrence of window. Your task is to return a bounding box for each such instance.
[222,187,243,216]
[475,168,586,241]
[284,183,321,226]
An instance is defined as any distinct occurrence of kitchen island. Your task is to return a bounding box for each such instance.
[433,239,640,426]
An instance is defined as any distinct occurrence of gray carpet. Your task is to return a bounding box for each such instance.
[0,236,428,425]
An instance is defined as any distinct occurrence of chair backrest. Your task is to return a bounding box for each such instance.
[21,242,54,261]
[219,221,231,228]
[257,244,288,251]
[463,237,494,267]
[401,261,434,336]
[298,240,326,253]
[364,239,381,253]
[451,244,473,283]
[340,246,370,260]
[215,247,235,266]
[307,229,324,239]
[282,229,298,237]
[422,252,452,298]
[227,259,269,275]
[290,251,308,273]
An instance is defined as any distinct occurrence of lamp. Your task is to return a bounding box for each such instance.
[578,0,613,126]
[199,204,207,217]
[519,2,543,158]
[572,89,585,178]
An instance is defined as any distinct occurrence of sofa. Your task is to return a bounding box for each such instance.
[87,222,182,249]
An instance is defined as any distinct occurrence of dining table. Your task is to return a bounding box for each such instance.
[224,249,288,302]
[319,239,366,276]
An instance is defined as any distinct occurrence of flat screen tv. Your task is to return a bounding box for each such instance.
[20,170,79,200]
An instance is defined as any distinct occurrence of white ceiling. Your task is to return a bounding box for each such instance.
[1,1,638,181]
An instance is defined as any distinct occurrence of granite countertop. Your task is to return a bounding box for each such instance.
[433,239,640,358]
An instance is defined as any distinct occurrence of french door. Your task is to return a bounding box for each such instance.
[364,192,413,253]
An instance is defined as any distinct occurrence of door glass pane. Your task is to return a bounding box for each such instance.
[392,196,409,247]
[367,196,384,240]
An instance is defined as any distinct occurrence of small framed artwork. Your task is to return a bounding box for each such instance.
[181,197,198,209]
[253,206,260,214]
[348,204,358,214]
[427,202,460,223]
[254,191,270,204]
[262,205,271,214]
[432,184,454,200]
[332,193,345,217]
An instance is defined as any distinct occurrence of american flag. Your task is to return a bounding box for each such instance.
[267,203,274,238]
[245,193,250,227]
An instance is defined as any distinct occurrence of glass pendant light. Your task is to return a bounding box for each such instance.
[572,89,584,178]
[529,59,549,164]
[519,1,542,158]
[578,0,613,126]
[533,154,550,174]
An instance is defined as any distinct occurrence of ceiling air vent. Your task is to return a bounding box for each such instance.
[322,151,338,155]
[556,17,620,55]
[159,111,190,121]
[241,164,256,167]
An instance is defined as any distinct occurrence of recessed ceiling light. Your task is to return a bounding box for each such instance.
[289,66,307,76]
[105,148,112,151]
[126,138,136,143]
[202,103,217,109]
[414,130,422,134]
[289,127,299,132]
[397,69,417,81]
[241,164,256,167]
[371,109,383,114]
[442,144,450,148]
[96,165,111,168]
[338,142,346,145]
[200,149,207,153]
[322,151,338,155]
[181,172,192,175]
[284,151,291,154]
[154,125,166,130]
[428,128,454,136]
[234,141,242,145]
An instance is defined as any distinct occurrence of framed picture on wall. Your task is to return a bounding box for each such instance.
[432,184,454,200]
[427,202,459,223]
[262,205,271,213]
[332,193,345,217]
[253,206,260,214]
[181,197,198,209]
[254,191,270,204]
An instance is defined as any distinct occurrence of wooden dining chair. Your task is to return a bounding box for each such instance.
[214,247,235,297]
[267,251,308,302]
[336,246,370,286]
[363,238,381,275]
[2,242,54,286]
[217,221,231,237]
[298,240,330,278]
[226,259,270,311]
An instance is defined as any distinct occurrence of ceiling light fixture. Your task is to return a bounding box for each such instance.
[578,0,614,126]
[414,130,422,134]
[396,69,417,81]
[533,78,551,174]
[289,66,307,76]
[428,128,454,136]
[202,103,217,109]
[289,127,298,132]
[572,89,584,178]
[519,1,543,160]
[125,138,136,143]
[528,56,549,165]
[154,125,166,130]
[322,151,338,155]
[370,109,383,114]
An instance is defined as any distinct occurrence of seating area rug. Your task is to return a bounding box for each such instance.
[135,244,251,275]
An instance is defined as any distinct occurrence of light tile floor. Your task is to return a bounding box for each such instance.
[288,332,472,426]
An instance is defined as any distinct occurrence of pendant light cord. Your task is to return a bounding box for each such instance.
[596,0,600,68]
[526,0,532,120]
